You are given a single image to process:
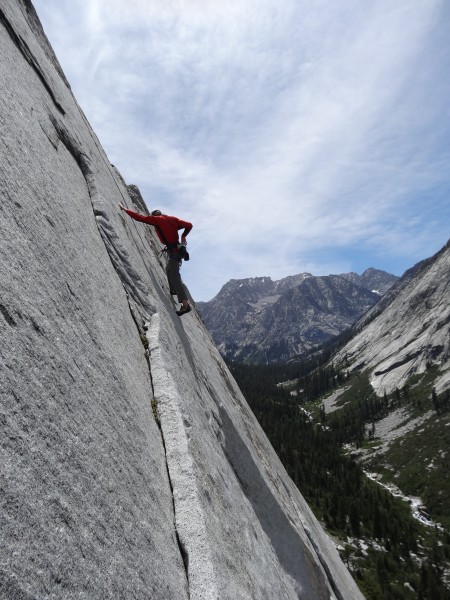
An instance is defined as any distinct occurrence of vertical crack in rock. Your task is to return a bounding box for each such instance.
[288,501,346,600]
[0,6,65,114]
[48,115,156,315]
[18,0,71,87]
[131,315,191,596]
[146,313,219,600]
[152,400,191,592]
[40,113,193,594]
[0,303,17,327]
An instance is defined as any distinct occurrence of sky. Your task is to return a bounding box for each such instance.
[33,0,450,301]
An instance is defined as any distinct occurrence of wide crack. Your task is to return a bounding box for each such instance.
[47,117,191,594]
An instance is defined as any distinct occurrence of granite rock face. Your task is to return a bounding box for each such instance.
[0,1,363,598]
[334,240,450,395]
[198,270,397,363]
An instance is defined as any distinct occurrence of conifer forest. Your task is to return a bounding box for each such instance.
[228,356,450,599]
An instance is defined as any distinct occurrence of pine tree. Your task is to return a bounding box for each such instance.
[432,387,439,412]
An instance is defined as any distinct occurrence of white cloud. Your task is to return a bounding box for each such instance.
[33,0,450,300]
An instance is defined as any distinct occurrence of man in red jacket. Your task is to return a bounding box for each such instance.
[119,204,193,316]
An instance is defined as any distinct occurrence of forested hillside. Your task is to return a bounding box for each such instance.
[229,359,450,599]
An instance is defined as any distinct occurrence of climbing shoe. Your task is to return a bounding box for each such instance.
[176,305,192,317]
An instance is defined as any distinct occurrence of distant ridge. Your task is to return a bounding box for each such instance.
[198,269,398,363]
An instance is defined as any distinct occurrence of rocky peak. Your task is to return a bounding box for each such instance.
[218,276,276,301]
[338,268,399,295]
[199,269,397,363]
[274,272,313,294]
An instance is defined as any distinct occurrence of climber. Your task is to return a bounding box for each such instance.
[119,204,193,316]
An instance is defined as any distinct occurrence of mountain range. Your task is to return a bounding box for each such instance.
[198,268,399,363]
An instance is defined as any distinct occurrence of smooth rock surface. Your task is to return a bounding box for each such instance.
[0,2,363,598]
[334,240,450,395]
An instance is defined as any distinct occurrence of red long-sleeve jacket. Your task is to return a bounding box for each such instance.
[123,208,192,246]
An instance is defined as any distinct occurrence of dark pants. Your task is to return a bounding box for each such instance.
[166,256,187,303]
